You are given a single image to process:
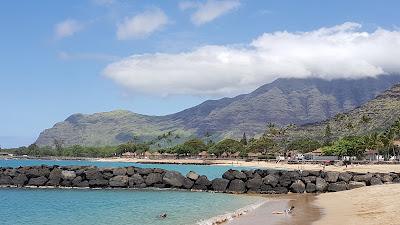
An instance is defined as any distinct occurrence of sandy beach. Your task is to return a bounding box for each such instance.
[314,183,400,225]
[96,157,400,173]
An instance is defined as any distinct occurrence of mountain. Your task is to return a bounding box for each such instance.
[287,83,400,140]
[35,74,400,147]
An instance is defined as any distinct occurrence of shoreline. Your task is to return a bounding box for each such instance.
[224,194,321,225]
[4,156,400,173]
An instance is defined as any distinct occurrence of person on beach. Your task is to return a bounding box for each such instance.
[272,206,295,215]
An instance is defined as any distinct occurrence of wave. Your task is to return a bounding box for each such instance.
[197,200,267,225]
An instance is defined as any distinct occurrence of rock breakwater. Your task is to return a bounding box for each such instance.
[1,165,399,194]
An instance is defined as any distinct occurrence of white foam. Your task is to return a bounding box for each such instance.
[197,200,266,225]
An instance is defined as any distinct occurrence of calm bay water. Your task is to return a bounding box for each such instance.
[0,188,261,225]
[0,159,254,179]
[0,159,262,225]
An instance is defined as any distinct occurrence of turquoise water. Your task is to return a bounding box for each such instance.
[0,159,262,225]
[0,159,253,179]
[0,188,261,225]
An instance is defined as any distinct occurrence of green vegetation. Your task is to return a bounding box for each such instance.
[286,138,321,154]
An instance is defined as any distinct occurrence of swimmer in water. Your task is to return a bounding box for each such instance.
[159,213,167,219]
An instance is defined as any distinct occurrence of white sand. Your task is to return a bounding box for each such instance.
[314,184,400,225]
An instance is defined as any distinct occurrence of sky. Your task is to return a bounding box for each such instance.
[1,0,400,148]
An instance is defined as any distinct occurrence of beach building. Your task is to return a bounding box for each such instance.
[220,152,229,158]
[247,152,261,159]
[122,152,136,158]
[231,151,241,158]
[198,151,209,159]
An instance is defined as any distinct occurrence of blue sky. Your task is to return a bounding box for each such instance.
[1,0,400,148]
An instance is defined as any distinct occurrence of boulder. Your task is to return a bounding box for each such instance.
[25,167,50,178]
[75,180,89,188]
[154,183,166,188]
[72,176,83,186]
[382,175,393,183]
[182,178,194,189]
[211,178,230,192]
[260,184,273,193]
[287,171,301,181]
[88,179,109,187]
[348,181,366,189]
[128,174,144,187]
[186,171,199,181]
[112,167,127,176]
[193,175,211,190]
[227,179,246,193]
[153,168,165,174]
[3,168,17,177]
[126,167,136,176]
[109,175,129,187]
[243,170,255,179]
[84,169,103,180]
[278,174,292,187]
[0,175,13,185]
[308,170,320,176]
[46,178,61,186]
[245,178,262,191]
[102,172,114,180]
[393,177,400,183]
[61,171,76,180]
[325,172,339,183]
[12,174,28,186]
[353,174,372,183]
[163,171,185,187]
[338,172,352,182]
[49,168,62,180]
[272,186,288,194]
[370,177,383,186]
[28,176,48,186]
[60,179,72,186]
[306,183,317,193]
[290,180,305,193]
[222,170,235,180]
[136,168,152,175]
[145,173,163,186]
[233,171,247,180]
[316,177,328,192]
[263,174,279,187]
[328,181,347,192]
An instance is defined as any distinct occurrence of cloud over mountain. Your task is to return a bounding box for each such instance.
[104,22,400,96]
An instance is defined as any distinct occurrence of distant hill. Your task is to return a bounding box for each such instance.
[287,83,400,140]
[35,74,400,147]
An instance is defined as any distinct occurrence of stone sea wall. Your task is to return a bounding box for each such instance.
[1,165,399,194]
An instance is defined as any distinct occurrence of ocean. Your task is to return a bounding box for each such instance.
[0,159,263,225]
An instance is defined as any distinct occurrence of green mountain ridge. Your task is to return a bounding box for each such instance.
[35,74,400,147]
[288,83,400,140]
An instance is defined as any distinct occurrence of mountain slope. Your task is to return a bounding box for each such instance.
[287,83,400,140]
[35,74,400,147]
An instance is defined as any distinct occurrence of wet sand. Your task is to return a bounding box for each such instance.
[226,194,320,225]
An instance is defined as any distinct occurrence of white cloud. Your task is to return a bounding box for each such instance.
[91,0,115,6]
[54,19,83,39]
[116,8,168,40]
[58,51,120,62]
[180,0,240,25]
[104,22,400,97]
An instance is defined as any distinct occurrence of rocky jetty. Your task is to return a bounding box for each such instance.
[1,165,399,194]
